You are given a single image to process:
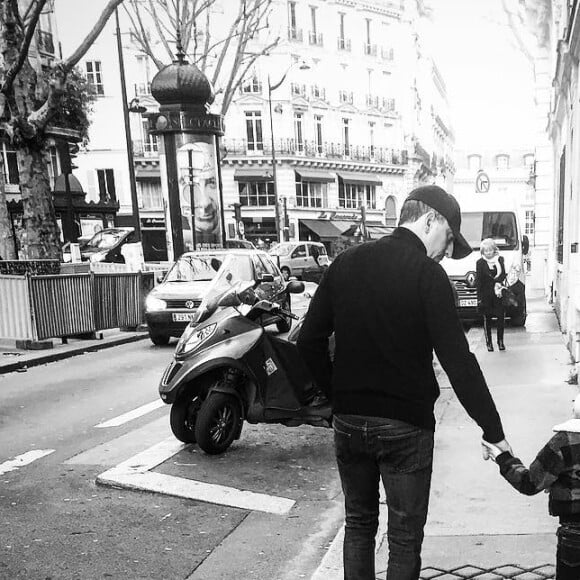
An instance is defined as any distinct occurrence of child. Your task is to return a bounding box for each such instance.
[482,395,580,579]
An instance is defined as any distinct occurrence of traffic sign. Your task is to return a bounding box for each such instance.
[475,171,490,193]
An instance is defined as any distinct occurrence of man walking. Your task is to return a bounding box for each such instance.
[297,185,511,579]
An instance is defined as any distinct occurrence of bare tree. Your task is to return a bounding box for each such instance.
[0,0,127,260]
[124,0,280,115]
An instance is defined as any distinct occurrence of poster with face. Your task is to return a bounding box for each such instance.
[177,138,222,250]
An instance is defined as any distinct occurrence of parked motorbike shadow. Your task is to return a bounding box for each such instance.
[159,274,331,455]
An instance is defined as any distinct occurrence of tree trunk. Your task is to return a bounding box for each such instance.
[0,181,16,259]
[18,145,61,260]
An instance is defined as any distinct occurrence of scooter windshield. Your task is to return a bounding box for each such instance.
[189,253,254,325]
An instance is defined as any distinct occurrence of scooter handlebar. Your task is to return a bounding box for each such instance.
[277,307,299,320]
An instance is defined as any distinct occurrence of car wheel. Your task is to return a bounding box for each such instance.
[281,267,291,281]
[195,393,242,455]
[170,395,202,443]
[276,297,292,333]
[149,331,170,345]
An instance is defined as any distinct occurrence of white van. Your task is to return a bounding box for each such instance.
[441,199,529,326]
[268,241,330,280]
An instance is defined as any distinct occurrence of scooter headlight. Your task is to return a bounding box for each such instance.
[180,323,217,354]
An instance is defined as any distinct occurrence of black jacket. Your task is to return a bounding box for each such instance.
[476,256,506,314]
[297,227,505,443]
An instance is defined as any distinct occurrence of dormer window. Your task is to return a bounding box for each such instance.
[467,154,481,171]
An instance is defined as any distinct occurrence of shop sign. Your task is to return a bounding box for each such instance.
[317,211,359,221]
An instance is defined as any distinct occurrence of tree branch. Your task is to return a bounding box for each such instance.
[1,0,47,95]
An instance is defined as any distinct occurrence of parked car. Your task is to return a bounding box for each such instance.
[62,227,136,263]
[268,241,330,279]
[224,239,256,250]
[145,249,291,345]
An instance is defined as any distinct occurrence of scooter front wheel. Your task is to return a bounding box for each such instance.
[170,395,202,443]
[195,393,242,455]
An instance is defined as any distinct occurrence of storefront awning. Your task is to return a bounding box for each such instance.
[366,225,395,240]
[295,169,335,183]
[337,171,383,186]
[135,169,161,180]
[301,219,353,240]
[234,168,273,182]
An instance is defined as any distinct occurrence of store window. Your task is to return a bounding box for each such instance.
[139,180,163,209]
[238,181,275,206]
[296,181,327,207]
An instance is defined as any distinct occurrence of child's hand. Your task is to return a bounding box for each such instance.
[481,439,504,462]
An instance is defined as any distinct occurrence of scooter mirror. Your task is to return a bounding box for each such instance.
[287,280,305,294]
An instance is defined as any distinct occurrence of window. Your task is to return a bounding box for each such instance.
[1,142,19,185]
[238,181,275,206]
[525,210,535,236]
[294,113,304,152]
[245,111,263,151]
[315,115,323,153]
[139,180,163,209]
[296,181,327,207]
[140,118,158,154]
[468,154,481,171]
[523,153,535,167]
[292,244,307,258]
[311,5,317,34]
[85,61,104,95]
[369,122,375,157]
[241,74,262,94]
[339,183,376,209]
[135,55,151,95]
[496,154,510,170]
[557,148,565,263]
[342,118,350,156]
[96,169,116,201]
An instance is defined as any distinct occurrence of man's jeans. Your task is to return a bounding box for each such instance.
[333,414,434,580]
[557,524,580,579]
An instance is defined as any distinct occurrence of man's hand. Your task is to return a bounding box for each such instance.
[481,438,512,462]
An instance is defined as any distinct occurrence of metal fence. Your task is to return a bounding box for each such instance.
[0,272,150,342]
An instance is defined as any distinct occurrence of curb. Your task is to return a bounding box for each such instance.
[0,332,149,375]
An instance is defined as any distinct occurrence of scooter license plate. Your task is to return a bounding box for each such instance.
[172,313,196,322]
[459,299,478,307]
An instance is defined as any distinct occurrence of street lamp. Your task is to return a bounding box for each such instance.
[267,59,310,242]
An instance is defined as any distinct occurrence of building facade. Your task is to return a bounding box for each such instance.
[54,0,454,258]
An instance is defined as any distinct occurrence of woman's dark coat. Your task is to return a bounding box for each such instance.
[476,256,506,315]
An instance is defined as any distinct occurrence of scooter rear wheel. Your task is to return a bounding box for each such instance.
[170,395,202,443]
[195,393,242,455]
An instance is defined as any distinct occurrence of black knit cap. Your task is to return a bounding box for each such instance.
[406,185,472,259]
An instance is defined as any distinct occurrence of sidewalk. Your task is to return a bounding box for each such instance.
[0,328,149,375]
[314,289,575,580]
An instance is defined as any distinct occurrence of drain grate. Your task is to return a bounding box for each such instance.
[375,564,555,580]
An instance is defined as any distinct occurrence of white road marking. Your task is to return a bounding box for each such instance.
[96,437,296,515]
[0,449,55,476]
[95,400,165,428]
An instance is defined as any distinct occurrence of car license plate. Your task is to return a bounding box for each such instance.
[172,313,196,322]
[459,299,478,307]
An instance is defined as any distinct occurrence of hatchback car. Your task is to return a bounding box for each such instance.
[63,227,136,263]
[268,241,330,279]
[145,249,290,345]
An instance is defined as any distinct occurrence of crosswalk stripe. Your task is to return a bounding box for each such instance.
[0,449,55,476]
[95,400,165,428]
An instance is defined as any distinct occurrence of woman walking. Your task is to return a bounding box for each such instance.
[476,238,507,352]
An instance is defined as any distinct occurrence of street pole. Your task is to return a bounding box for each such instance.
[268,77,281,243]
[116,7,141,242]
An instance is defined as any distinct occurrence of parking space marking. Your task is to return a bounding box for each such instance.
[95,400,165,428]
[96,437,296,516]
[0,449,55,476]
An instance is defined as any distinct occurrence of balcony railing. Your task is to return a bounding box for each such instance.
[288,27,303,42]
[222,137,408,165]
[132,140,159,157]
[364,43,377,57]
[36,30,55,56]
[339,90,354,105]
[309,31,323,46]
[337,37,351,51]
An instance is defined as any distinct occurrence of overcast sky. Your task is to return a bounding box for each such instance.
[427,0,537,151]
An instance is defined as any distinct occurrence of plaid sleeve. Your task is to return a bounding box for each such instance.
[496,433,566,496]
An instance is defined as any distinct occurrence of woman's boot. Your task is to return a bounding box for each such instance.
[484,317,494,351]
[497,313,505,351]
